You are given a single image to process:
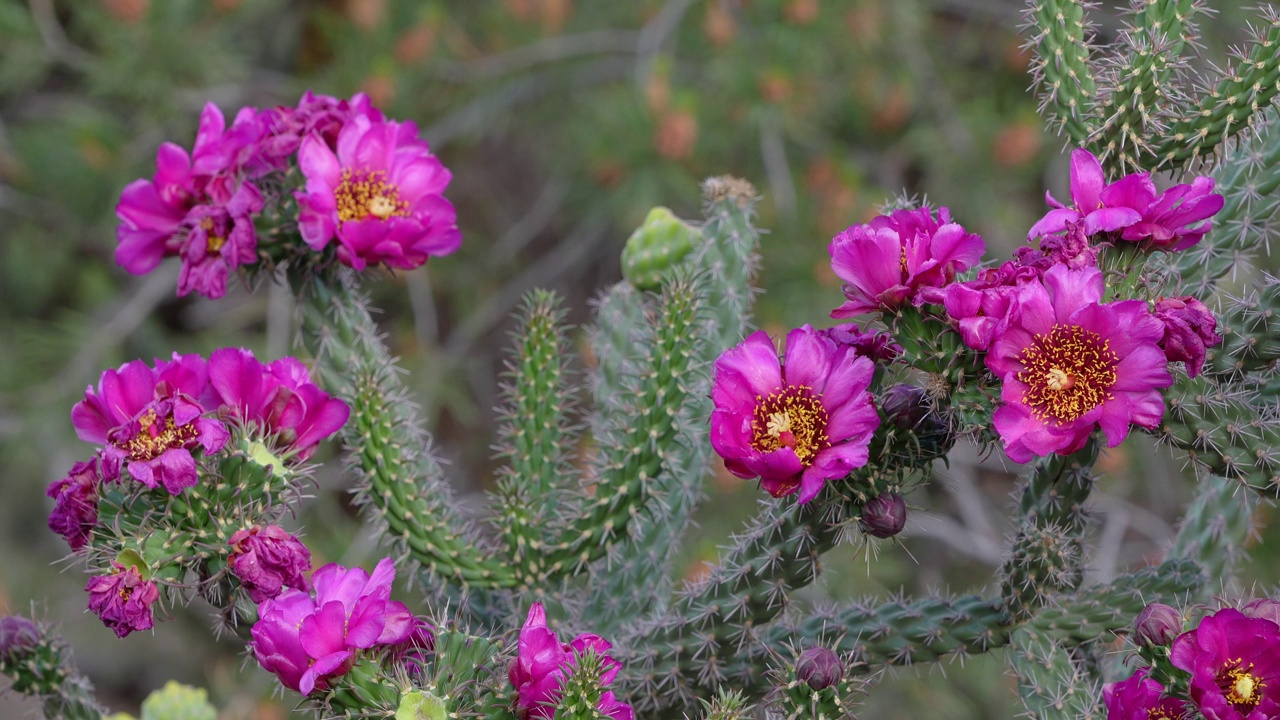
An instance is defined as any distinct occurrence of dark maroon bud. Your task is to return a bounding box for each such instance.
[796,647,843,691]
[1133,603,1182,648]
[859,493,907,539]
[0,616,39,659]
[880,384,930,430]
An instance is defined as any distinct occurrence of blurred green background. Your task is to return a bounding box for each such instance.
[0,1,1273,717]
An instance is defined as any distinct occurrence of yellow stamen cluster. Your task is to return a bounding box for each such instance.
[1017,324,1118,423]
[199,218,227,255]
[334,169,408,223]
[1221,661,1264,713]
[119,409,198,461]
[750,385,829,464]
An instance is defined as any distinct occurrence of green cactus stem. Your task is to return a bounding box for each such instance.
[1170,475,1255,597]
[620,206,703,291]
[1024,0,1099,145]
[1009,626,1103,720]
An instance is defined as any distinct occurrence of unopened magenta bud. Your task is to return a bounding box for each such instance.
[0,616,39,659]
[796,647,843,691]
[881,384,929,429]
[860,493,907,539]
[1243,598,1280,626]
[1134,603,1182,647]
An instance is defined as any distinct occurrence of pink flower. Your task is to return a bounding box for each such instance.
[710,326,879,503]
[829,207,985,318]
[86,563,160,638]
[115,103,263,284]
[1119,176,1224,251]
[1153,296,1221,377]
[1170,608,1280,720]
[249,558,415,695]
[71,354,229,492]
[176,181,264,299]
[46,458,101,551]
[816,323,902,362]
[1027,149,1144,239]
[1102,668,1186,720]
[986,265,1172,462]
[229,525,312,603]
[508,603,633,720]
[208,348,349,460]
[295,115,461,271]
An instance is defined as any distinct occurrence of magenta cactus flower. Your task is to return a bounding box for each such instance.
[46,458,101,551]
[509,603,633,720]
[816,323,902,362]
[208,348,350,459]
[1170,608,1280,720]
[1153,296,1222,377]
[228,525,312,603]
[175,181,265,299]
[710,326,879,503]
[115,103,263,283]
[71,354,228,492]
[249,558,415,695]
[829,206,985,318]
[986,265,1172,462]
[86,563,160,638]
[1027,148,1144,239]
[1116,176,1224,251]
[295,115,461,271]
[1102,668,1186,720]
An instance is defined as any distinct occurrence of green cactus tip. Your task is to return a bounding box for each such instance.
[621,206,702,291]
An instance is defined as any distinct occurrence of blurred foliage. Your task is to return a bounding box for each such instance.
[0,1,1267,718]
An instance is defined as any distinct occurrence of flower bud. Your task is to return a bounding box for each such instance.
[880,385,929,430]
[1242,598,1280,626]
[0,616,39,659]
[620,206,702,290]
[796,647,843,691]
[859,493,907,539]
[1133,603,1182,648]
[1153,296,1220,378]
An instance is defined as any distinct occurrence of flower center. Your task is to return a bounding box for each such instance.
[750,386,829,464]
[1017,324,1118,423]
[199,218,227,255]
[119,408,199,462]
[335,169,408,222]
[1220,661,1264,712]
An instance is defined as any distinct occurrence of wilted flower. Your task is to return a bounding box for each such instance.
[86,563,160,638]
[46,458,101,551]
[1243,599,1280,627]
[228,525,311,603]
[1153,296,1221,377]
[710,326,880,503]
[1170,607,1280,720]
[816,323,902,362]
[829,206,985,318]
[249,558,415,694]
[175,181,264,299]
[255,91,384,166]
[0,617,39,659]
[508,603,633,720]
[1102,668,1186,720]
[986,265,1172,462]
[295,115,461,271]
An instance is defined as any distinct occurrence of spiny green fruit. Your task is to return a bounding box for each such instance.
[621,206,701,290]
[396,690,448,720]
[139,681,217,720]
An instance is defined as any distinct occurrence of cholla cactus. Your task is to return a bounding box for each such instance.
[7,2,1280,718]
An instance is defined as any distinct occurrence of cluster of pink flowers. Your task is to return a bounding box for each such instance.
[51,349,347,636]
[1106,601,1280,720]
[509,603,633,719]
[115,92,461,298]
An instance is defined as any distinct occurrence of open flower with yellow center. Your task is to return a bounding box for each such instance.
[986,265,1171,462]
[1171,608,1280,720]
[295,115,461,271]
[710,326,879,503]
